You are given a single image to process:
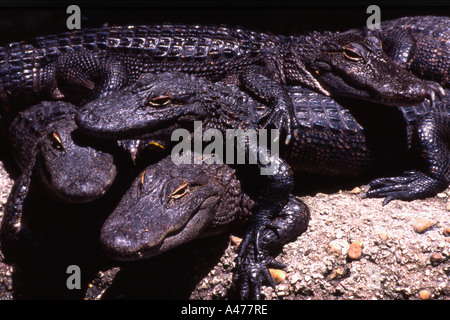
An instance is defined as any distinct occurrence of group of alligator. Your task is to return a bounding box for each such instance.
[0,15,449,299]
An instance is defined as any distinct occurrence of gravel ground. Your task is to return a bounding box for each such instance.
[188,189,450,300]
[0,8,448,301]
[0,159,449,300]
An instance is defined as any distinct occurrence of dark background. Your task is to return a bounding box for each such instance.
[0,3,448,46]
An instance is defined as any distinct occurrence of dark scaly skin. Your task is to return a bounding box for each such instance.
[100,154,254,260]
[77,72,295,299]
[0,24,443,139]
[76,72,450,298]
[76,72,450,200]
[233,196,310,300]
[100,153,310,300]
[76,72,450,202]
[363,111,450,204]
[2,101,117,244]
[287,86,450,204]
[347,16,450,88]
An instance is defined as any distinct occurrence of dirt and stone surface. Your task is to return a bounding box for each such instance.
[0,159,449,301]
[0,5,449,302]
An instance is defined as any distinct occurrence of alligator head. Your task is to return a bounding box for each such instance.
[37,119,117,203]
[76,73,208,139]
[100,154,247,260]
[76,72,260,140]
[9,101,117,203]
[290,32,444,105]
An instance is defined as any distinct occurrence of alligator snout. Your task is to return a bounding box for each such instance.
[75,108,117,138]
[40,147,117,203]
[385,79,444,106]
[76,111,100,128]
[59,178,113,203]
[100,214,166,260]
[406,80,435,101]
[101,232,145,260]
[375,75,444,106]
[86,113,100,124]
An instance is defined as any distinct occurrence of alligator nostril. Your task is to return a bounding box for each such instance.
[87,113,100,123]
[111,234,136,252]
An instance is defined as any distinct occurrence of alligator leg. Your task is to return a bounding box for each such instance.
[234,196,310,300]
[234,138,295,299]
[239,69,297,143]
[0,150,39,253]
[363,113,450,205]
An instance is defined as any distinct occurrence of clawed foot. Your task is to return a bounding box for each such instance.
[424,80,446,106]
[260,107,298,146]
[233,235,285,299]
[233,250,285,300]
[232,198,310,299]
[234,221,284,299]
[362,170,447,205]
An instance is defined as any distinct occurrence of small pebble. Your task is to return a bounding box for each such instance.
[446,202,450,211]
[289,273,300,285]
[378,231,388,241]
[413,217,437,234]
[350,187,361,194]
[430,253,443,266]
[269,269,286,284]
[437,192,447,198]
[347,241,363,260]
[419,289,431,300]
[230,235,242,247]
[443,227,450,237]
[327,239,349,256]
[327,266,348,280]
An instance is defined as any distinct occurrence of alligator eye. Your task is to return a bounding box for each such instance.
[148,95,172,107]
[137,170,147,194]
[147,141,165,150]
[343,45,363,61]
[50,132,64,150]
[170,180,189,200]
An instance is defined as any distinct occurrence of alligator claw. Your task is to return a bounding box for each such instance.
[233,198,310,299]
[424,80,446,107]
[234,220,273,299]
[234,241,286,300]
[234,218,291,299]
[363,171,447,205]
[260,108,297,146]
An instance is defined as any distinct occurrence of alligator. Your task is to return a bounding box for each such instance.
[2,100,117,245]
[346,15,450,88]
[0,23,444,140]
[76,72,450,298]
[100,153,310,299]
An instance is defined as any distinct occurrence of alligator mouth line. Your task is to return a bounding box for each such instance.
[102,193,218,260]
[320,68,434,107]
[77,114,197,140]
[376,91,434,106]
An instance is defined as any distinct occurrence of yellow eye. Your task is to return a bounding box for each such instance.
[343,45,363,61]
[137,169,147,194]
[170,180,189,200]
[148,95,172,106]
[147,141,165,150]
[50,132,64,150]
